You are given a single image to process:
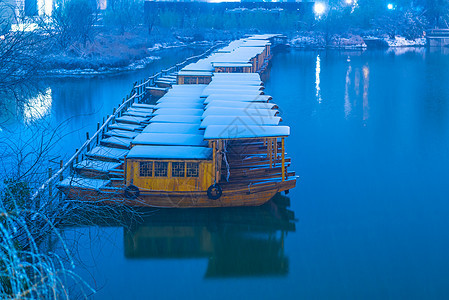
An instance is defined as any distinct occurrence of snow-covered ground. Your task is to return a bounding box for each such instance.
[45,56,161,77]
[289,33,426,49]
[385,36,426,47]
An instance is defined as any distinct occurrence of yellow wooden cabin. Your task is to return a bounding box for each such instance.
[125,145,215,193]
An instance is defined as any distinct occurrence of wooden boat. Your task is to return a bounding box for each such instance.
[57,35,297,208]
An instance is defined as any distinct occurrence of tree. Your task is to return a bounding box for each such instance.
[51,0,97,48]
[0,1,47,94]
[104,0,144,35]
[425,0,449,28]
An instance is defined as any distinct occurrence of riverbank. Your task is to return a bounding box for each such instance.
[40,27,240,77]
[39,27,428,77]
[288,31,426,49]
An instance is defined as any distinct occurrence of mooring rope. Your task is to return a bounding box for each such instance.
[223,141,231,182]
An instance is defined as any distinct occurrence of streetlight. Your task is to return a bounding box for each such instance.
[345,0,353,4]
[314,2,326,17]
[387,3,394,10]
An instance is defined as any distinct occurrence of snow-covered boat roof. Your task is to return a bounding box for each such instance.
[170,84,208,92]
[207,80,263,86]
[212,73,261,80]
[150,115,203,124]
[206,100,277,110]
[241,40,271,47]
[156,97,205,104]
[178,37,269,75]
[132,133,207,147]
[204,125,290,140]
[245,34,283,40]
[216,40,244,53]
[200,116,281,129]
[211,47,266,64]
[203,84,264,94]
[202,107,279,119]
[201,89,263,98]
[155,102,204,109]
[143,123,202,134]
[127,145,212,160]
[212,62,253,68]
[204,94,272,103]
[153,108,204,116]
[177,71,213,77]
[58,177,110,190]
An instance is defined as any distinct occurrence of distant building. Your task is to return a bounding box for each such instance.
[8,0,108,17]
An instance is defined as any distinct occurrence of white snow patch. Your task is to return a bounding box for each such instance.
[386,36,426,47]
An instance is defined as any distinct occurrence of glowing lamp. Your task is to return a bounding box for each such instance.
[314,2,326,16]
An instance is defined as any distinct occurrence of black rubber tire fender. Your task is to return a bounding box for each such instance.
[124,184,140,199]
[207,183,223,200]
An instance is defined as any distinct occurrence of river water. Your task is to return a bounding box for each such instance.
[7,47,449,299]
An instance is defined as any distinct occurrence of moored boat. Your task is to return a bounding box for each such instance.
[57,34,297,208]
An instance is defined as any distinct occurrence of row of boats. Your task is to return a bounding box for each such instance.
[58,34,297,208]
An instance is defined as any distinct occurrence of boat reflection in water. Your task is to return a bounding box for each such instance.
[124,194,296,278]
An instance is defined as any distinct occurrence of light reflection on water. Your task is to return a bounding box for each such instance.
[315,54,322,103]
[362,64,369,121]
[23,87,52,123]
[344,64,352,118]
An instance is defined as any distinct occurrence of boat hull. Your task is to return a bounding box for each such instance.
[59,179,296,208]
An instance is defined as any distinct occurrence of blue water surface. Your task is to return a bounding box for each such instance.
[22,48,449,299]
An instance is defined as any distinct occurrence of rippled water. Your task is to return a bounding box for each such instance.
[6,47,449,299]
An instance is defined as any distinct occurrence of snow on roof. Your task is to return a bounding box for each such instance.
[212,73,261,80]
[200,116,281,128]
[204,125,290,140]
[101,136,132,148]
[201,89,264,98]
[170,84,207,90]
[206,100,277,110]
[245,34,282,40]
[241,39,271,47]
[58,177,110,190]
[216,40,244,53]
[156,97,205,104]
[87,146,129,160]
[132,103,156,109]
[179,38,268,74]
[105,129,139,139]
[204,94,272,103]
[153,108,204,116]
[177,71,213,77]
[132,133,207,147]
[150,115,203,124]
[127,145,212,160]
[75,160,122,173]
[108,122,143,131]
[208,80,263,86]
[202,107,279,119]
[142,123,202,134]
[180,53,225,72]
[204,84,264,92]
[212,62,252,68]
[155,102,204,109]
[211,47,266,64]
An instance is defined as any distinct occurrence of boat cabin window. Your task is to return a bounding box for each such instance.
[172,162,185,177]
[136,161,199,178]
[139,162,153,177]
[186,162,199,177]
[184,76,197,84]
[198,77,209,84]
[154,162,168,177]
